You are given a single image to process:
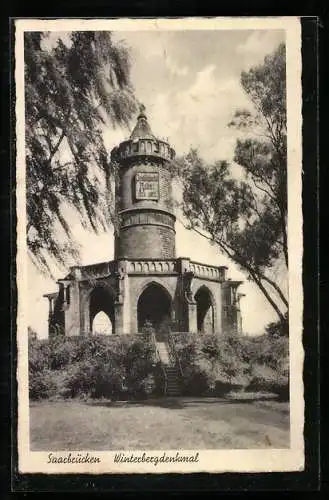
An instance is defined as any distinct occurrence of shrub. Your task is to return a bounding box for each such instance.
[28,338,51,373]
[173,333,288,397]
[131,374,157,399]
[178,350,215,396]
[28,331,289,401]
[48,336,80,370]
[265,313,289,337]
[29,369,58,400]
[62,358,127,399]
[49,335,158,400]
[239,334,289,399]
[248,363,289,400]
[124,339,157,398]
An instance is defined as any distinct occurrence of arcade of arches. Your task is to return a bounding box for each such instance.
[45,109,243,338]
[136,282,215,335]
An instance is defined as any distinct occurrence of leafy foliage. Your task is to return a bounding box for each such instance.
[29,331,288,402]
[25,32,138,273]
[172,43,288,322]
[29,335,157,400]
[29,369,59,400]
[265,313,289,337]
[173,332,289,399]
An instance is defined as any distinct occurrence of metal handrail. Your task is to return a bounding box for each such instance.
[150,331,168,396]
[167,331,184,378]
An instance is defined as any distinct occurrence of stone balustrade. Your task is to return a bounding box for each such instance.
[189,261,226,281]
[69,259,226,281]
[77,262,112,280]
[128,259,177,274]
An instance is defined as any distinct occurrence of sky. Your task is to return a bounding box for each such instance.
[27,28,286,338]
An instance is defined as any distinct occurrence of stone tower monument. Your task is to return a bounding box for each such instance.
[45,107,244,338]
[112,105,176,261]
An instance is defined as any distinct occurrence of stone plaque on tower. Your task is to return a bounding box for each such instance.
[135,172,159,200]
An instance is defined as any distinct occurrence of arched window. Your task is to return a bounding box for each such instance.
[195,286,214,334]
[89,286,115,335]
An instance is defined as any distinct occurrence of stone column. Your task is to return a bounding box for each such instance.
[114,259,129,334]
[187,300,197,333]
[80,287,91,336]
[66,282,81,337]
[58,276,81,337]
[221,280,243,336]
[45,295,54,337]
[47,296,53,318]
[114,302,124,335]
[182,269,197,333]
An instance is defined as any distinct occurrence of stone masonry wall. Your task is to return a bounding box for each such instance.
[118,162,174,213]
[117,224,175,259]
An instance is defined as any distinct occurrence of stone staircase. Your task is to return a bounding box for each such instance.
[155,341,182,397]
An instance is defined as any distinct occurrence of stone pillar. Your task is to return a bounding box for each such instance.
[187,300,197,333]
[81,303,90,336]
[236,292,245,335]
[114,259,129,334]
[181,268,197,333]
[65,282,81,337]
[221,280,243,336]
[46,296,53,318]
[177,257,191,275]
[45,295,54,337]
[58,276,82,337]
[79,286,90,336]
[114,302,124,335]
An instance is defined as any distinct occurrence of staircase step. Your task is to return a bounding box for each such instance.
[154,340,183,395]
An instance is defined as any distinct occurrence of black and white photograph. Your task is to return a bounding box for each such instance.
[15,17,304,474]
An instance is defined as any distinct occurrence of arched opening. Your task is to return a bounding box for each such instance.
[89,286,115,335]
[195,286,214,334]
[92,311,113,335]
[137,283,171,333]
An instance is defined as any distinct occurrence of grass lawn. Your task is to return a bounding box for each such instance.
[30,397,290,450]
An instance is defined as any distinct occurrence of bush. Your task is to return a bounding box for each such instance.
[62,359,127,399]
[48,336,80,370]
[248,363,289,400]
[29,334,159,401]
[124,339,157,398]
[28,338,51,373]
[29,369,58,400]
[173,334,252,396]
[173,333,288,398]
[28,331,289,401]
[265,313,289,337]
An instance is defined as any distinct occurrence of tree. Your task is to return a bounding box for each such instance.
[25,32,138,274]
[265,313,289,337]
[172,44,288,323]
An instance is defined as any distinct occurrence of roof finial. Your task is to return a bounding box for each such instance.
[130,103,154,140]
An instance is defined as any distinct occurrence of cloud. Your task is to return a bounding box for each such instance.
[164,54,189,77]
[236,30,285,66]
[150,64,251,162]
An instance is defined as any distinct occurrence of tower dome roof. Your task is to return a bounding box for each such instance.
[130,104,156,140]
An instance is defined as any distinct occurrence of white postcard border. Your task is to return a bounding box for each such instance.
[15,16,304,474]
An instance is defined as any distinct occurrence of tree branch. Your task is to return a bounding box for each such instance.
[258,272,288,307]
[179,217,287,321]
